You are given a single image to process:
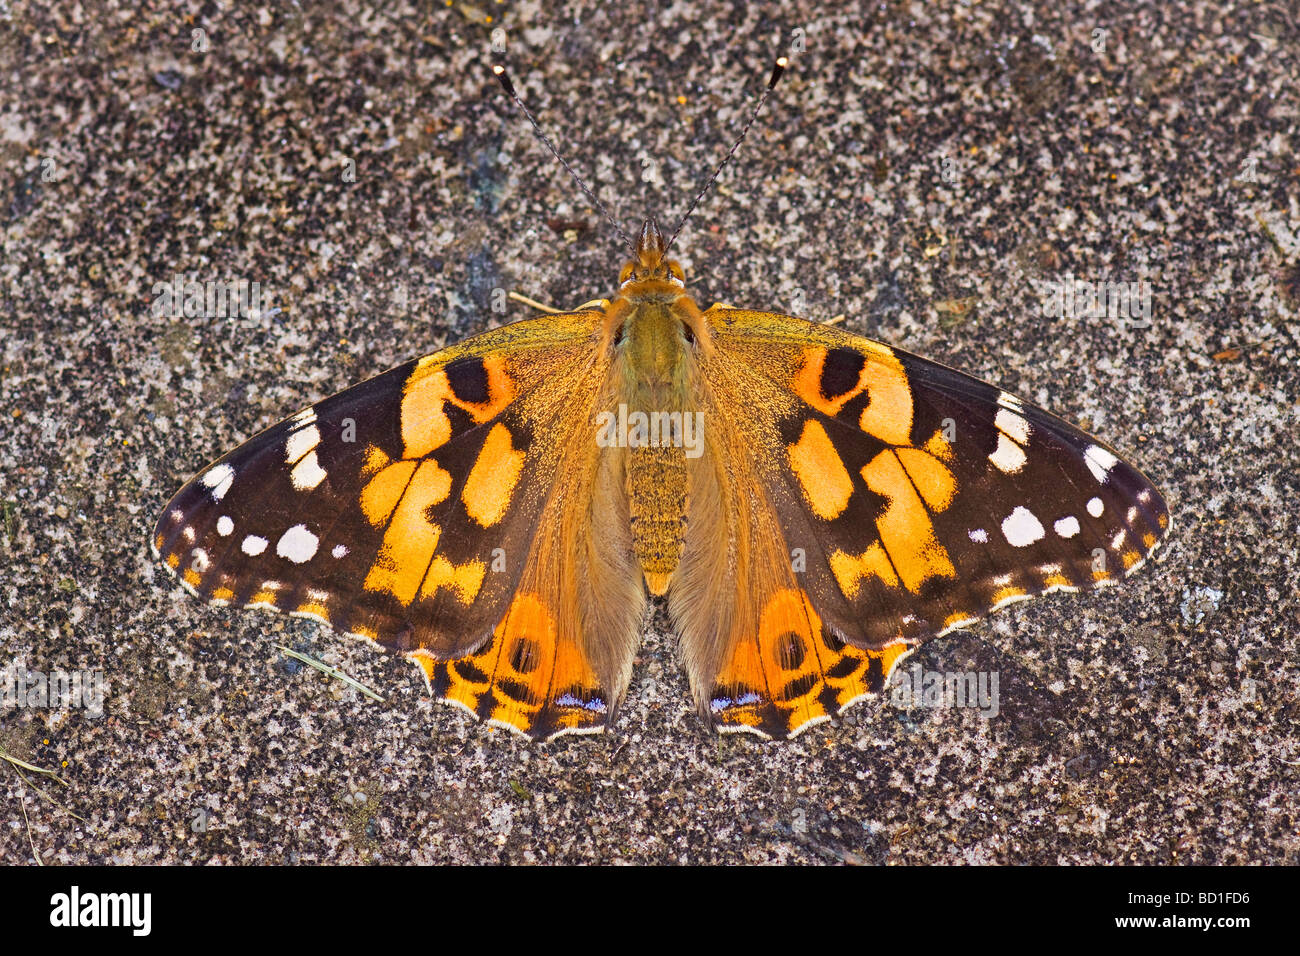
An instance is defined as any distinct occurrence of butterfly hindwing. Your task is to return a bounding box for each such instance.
[153,309,642,739]
[679,308,1170,738]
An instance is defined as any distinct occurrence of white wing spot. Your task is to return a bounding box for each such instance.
[285,424,321,464]
[241,534,268,556]
[1126,506,1138,523]
[969,528,988,543]
[290,450,328,491]
[995,407,1031,444]
[191,548,210,571]
[1111,528,1126,550]
[996,391,1025,411]
[331,544,349,559]
[1002,506,1046,547]
[169,508,184,524]
[1087,496,1104,518]
[181,525,196,543]
[277,524,319,563]
[201,464,235,501]
[216,515,234,536]
[988,433,1028,474]
[1084,445,1119,483]
[1053,515,1081,538]
[291,408,317,428]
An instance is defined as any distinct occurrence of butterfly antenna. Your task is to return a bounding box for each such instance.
[666,56,788,251]
[493,64,633,248]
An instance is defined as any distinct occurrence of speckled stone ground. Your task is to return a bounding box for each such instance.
[2,0,1297,865]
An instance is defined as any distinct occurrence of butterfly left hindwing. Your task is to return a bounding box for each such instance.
[153,309,646,740]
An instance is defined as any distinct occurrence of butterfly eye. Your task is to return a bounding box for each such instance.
[668,261,685,282]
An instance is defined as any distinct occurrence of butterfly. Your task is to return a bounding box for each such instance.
[152,61,1170,741]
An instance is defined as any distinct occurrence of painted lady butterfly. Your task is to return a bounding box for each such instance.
[153,59,1169,740]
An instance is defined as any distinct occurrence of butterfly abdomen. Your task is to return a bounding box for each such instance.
[627,442,687,595]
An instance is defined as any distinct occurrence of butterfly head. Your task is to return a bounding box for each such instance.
[618,219,686,294]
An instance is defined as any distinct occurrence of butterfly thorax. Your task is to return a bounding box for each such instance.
[609,219,712,351]
[603,220,712,595]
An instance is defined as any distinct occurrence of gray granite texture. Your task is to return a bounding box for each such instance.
[1,0,1296,864]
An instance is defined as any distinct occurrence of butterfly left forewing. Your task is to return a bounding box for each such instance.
[679,307,1170,738]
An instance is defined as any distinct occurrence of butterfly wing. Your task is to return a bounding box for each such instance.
[674,307,1170,738]
[153,309,645,740]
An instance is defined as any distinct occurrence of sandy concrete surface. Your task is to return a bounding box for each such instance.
[1,1,1296,863]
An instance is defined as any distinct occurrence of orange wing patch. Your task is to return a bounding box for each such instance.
[820,445,959,600]
[400,354,516,458]
[461,423,526,528]
[853,446,957,592]
[709,587,915,739]
[414,591,611,740]
[791,343,913,445]
[787,420,853,520]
